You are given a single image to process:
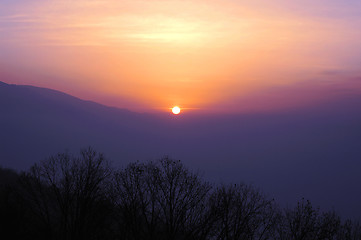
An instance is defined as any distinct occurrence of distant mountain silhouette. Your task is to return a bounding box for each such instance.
[1,80,361,219]
[0,81,164,170]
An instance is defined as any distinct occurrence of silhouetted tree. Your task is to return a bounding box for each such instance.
[3,149,361,240]
[19,148,113,240]
[112,161,154,240]
[210,183,277,240]
[0,168,29,239]
[275,198,319,240]
[157,157,212,240]
[276,198,343,240]
[337,219,361,240]
[113,157,212,240]
[316,210,341,240]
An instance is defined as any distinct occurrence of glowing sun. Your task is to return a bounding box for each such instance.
[172,106,181,115]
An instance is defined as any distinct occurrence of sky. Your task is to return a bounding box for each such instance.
[1,0,361,113]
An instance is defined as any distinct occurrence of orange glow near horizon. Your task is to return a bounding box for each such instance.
[1,0,361,113]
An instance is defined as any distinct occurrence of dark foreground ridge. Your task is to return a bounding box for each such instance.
[0,148,360,240]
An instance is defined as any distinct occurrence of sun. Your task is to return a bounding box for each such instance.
[172,106,181,115]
